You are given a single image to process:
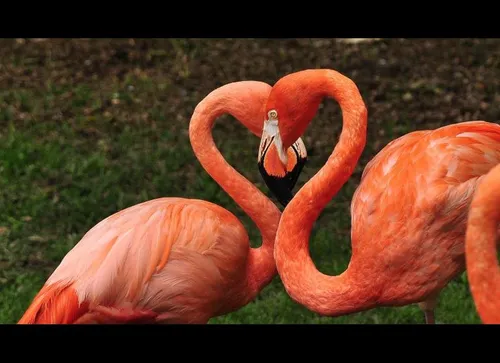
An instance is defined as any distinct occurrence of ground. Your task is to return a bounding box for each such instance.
[1,38,499,324]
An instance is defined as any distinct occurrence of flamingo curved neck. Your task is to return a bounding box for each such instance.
[466,166,500,323]
[274,70,373,316]
[189,88,281,296]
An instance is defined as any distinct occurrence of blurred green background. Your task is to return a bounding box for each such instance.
[1,38,499,324]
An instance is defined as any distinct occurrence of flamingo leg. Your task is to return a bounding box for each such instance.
[417,291,440,324]
[423,309,435,324]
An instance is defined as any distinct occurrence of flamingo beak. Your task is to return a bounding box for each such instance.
[257,119,307,208]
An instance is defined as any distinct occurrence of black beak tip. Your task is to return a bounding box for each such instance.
[258,161,295,210]
[277,195,291,208]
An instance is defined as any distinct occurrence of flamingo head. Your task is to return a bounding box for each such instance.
[257,115,307,208]
[258,70,325,207]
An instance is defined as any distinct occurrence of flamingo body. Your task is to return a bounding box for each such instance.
[351,121,500,306]
[19,198,254,324]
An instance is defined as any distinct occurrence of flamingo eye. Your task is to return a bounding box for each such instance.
[268,110,278,120]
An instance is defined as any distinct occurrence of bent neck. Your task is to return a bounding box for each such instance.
[466,166,500,323]
[274,70,372,316]
[189,86,281,296]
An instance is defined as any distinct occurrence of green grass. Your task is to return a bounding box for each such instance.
[0,38,486,324]
[0,117,481,325]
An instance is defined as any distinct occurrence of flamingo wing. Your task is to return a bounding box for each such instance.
[352,121,500,246]
[423,122,500,217]
[354,121,500,218]
[359,129,428,182]
[19,197,248,324]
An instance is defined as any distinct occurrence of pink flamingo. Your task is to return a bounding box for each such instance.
[18,80,307,324]
[465,163,500,324]
[257,68,500,324]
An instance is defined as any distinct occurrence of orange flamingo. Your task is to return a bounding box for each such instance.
[257,68,500,324]
[18,80,307,324]
[465,163,500,324]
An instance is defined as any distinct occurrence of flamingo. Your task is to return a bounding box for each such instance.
[257,68,500,324]
[17,80,307,324]
[465,163,500,324]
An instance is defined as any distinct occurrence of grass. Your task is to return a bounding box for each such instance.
[1,38,498,324]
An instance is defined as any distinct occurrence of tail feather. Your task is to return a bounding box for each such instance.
[18,283,88,324]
